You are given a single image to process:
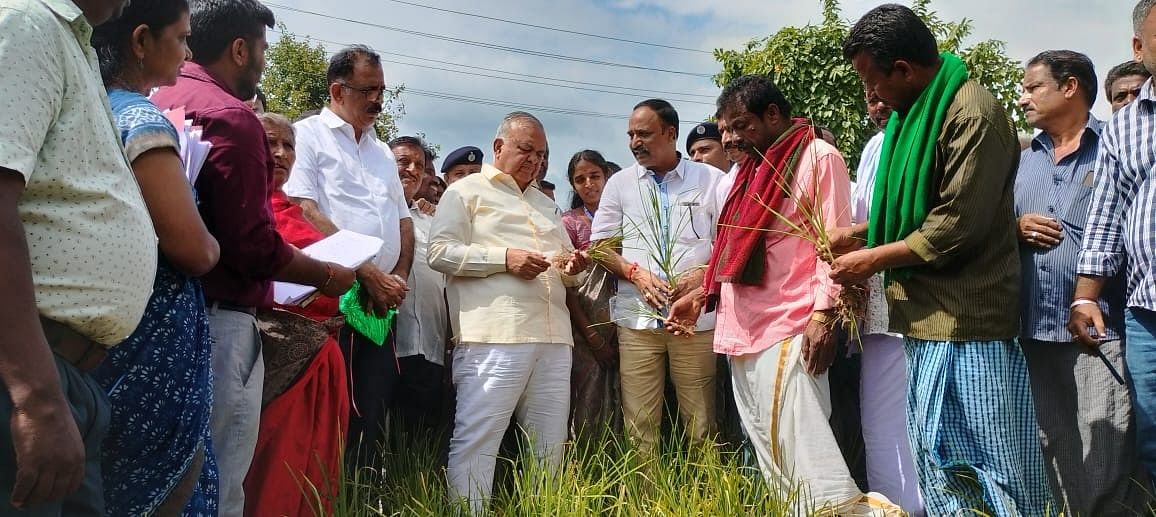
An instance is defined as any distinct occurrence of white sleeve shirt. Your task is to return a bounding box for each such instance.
[428,164,580,345]
[590,159,720,330]
[851,132,886,225]
[285,108,411,273]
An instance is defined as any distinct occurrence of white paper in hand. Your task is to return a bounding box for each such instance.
[272,230,384,305]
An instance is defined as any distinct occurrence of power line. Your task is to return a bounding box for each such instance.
[265,3,714,78]
[405,88,704,125]
[267,29,717,99]
[276,30,717,106]
[383,0,712,55]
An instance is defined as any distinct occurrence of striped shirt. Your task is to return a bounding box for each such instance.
[1078,78,1156,312]
[885,80,1021,341]
[1015,117,1123,342]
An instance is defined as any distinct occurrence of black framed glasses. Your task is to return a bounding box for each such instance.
[338,82,388,101]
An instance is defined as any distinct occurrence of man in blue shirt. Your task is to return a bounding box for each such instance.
[1015,50,1149,515]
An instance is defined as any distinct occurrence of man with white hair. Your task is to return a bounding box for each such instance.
[429,111,588,514]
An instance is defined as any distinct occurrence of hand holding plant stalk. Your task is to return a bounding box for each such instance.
[664,287,707,337]
[617,180,700,335]
[720,139,867,345]
[551,234,624,272]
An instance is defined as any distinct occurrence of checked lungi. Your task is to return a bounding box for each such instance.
[904,338,1056,516]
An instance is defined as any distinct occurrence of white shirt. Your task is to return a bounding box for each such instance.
[851,132,885,225]
[850,131,895,337]
[590,159,721,331]
[285,108,410,272]
[428,164,581,345]
[396,207,447,364]
[714,161,739,216]
[0,0,157,346]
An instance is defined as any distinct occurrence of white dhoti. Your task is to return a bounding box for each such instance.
[860,333,923,516]
[730,334,902,516]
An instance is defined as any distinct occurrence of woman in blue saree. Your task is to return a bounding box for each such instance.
[91,1,220,514]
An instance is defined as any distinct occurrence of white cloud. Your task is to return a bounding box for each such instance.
[271,0,1137,204]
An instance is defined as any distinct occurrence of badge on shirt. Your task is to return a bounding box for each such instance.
[1082,170,1095,188]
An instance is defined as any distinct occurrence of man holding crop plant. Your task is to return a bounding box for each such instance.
[429,111,588,515]
[590,98,722,456]
[833,4,1054,515]
[673,74,901,514]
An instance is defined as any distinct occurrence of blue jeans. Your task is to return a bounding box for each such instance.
[1125,308,1156,485]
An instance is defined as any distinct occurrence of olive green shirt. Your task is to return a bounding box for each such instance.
[886,80,1021,341]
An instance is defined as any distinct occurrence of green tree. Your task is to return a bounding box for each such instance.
[262,25,405,140]
[713,0,1025,170]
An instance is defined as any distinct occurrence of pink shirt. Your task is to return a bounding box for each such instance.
[714,140,852,356]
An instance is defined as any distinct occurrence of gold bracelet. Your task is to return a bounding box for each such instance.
[320,263,335,292]
[810,311,833,325]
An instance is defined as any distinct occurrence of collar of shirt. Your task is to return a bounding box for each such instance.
[634,158,686,184]
[482,162,546,197]
[178,62,238,99]
[42,0,93,50]
[1030,115,1103,158]
[43,0,81,22]
[319,107,376,145]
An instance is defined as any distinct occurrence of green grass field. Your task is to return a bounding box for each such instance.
[309,426,819,516]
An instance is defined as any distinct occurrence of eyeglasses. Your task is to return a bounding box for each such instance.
[338,82,388,101]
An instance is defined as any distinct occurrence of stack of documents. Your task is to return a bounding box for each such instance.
[163,107,212,185]
[273,230,384,306]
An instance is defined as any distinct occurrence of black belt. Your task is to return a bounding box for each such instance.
[206,300,257,316]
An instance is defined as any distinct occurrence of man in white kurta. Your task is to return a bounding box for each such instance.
[429,112,586,515]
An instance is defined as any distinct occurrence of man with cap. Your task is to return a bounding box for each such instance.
[687,122,731,174]
[442,146,484,186]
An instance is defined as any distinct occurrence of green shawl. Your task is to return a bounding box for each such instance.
[867,52,969,272]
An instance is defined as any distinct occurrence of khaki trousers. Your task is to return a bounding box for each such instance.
[618,327,716,453]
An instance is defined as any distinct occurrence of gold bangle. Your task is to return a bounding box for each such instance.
[810,311,833,325]
[320,263,335,291]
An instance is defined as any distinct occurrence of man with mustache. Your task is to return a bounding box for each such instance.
[678,74,900,515]
[686,122,731,173]
[1014,50,1149,516]
[284,44,415,469]
[1104,60,1150,113]
[0,0,156,512]
[590,99,722,457]
[387,136,449,441]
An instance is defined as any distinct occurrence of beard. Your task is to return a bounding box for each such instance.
[234,49,264,101]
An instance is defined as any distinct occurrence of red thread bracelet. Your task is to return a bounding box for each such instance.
[626,262,640,282]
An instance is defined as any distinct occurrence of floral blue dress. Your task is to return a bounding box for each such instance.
[92,89,218,516]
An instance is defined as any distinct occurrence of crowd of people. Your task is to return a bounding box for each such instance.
[3,0,1156,515]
